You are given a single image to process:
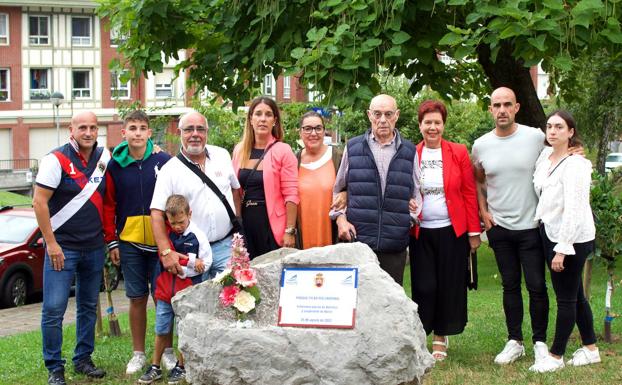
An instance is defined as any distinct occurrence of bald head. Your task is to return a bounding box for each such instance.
[489,87,520,132]
[369,94,398,111]
[71,111,97,127]
[367,94,400,144]
[179,110,207,130]
[69,111,98,151]
[491,87,517,104]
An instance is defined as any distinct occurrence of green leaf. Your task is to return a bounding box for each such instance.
[542,0,564,10]
[438,32,463,46]
[391,31,411,45]
[332,70,353,84]
[466,12,483,25]
[322,0,342,7]
[552,55,573,71]
[448,0,468,4]
[384,46,402,58]
[527,35,547,51]
[499,23,527,39]
[601,29,622,44]
[362,38,382,51]
[290,47,306,59]
[307,27,328,42]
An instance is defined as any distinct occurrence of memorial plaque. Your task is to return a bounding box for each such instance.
[277,267,358,328]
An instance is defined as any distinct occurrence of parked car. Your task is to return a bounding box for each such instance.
[0,206,122,308]
[0,206,44,308]
[605,153,622,173]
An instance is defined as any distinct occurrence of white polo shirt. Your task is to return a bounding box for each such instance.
[151,145,240,242]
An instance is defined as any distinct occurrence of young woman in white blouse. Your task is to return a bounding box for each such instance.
[531,110,600,372]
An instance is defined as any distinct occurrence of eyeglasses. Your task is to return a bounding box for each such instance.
[300,125,325,134]
[180,125,207,134]
[369,110,396,120]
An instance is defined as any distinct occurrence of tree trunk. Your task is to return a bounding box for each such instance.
[476,41,546,130]
[583,259,593,300]
[596,111,613,175]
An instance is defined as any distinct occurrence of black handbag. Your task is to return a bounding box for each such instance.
[176,153,243,236]
[467,250,478,290]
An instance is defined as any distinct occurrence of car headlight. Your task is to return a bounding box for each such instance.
[0,257,4,266]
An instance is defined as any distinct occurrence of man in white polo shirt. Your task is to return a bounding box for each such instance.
[151,110,241,281]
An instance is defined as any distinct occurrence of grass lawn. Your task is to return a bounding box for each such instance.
[1,244,621,385]
[0,190,32,207]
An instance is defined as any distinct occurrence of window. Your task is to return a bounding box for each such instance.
[0,69,8,101]
[72,17,91,46]
[283,76,291,99]
[0,14,8,45]
[109,25,127,47]
[263,74,274,96]
[154,71,173,98]
[111,71,130,99]
[30,68,50,99]
[29,16,49,45]
[72,70,91,99]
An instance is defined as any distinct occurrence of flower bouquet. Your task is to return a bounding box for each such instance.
[213,233,261,321]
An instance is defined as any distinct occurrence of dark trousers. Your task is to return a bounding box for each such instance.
[409,227,469,336]
[540,226,597,356]
[375,249,407,285]
[486,226,549,344]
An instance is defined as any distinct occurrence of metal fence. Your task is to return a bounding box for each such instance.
[0,159,39,171]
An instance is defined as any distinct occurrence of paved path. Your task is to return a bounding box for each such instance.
[0,285,153,337]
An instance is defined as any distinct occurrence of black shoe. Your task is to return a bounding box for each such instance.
[167,365,186,384]
[48,369,66,385]
[74,358,106,378]
[138,365,163,384]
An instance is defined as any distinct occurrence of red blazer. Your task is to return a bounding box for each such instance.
[411,139,481,238]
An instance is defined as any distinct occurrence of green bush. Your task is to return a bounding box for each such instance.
[591,169,622,268]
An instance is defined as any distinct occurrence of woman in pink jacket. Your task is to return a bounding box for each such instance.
[232,97,299,259]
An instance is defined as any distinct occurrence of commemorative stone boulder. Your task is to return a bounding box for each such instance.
[173,242,434,385]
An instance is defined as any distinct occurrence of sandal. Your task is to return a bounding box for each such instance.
[432,336,448,361]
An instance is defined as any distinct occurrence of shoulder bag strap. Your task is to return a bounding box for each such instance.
[242,141,277,193]
[176,153,237,223]
[548,155,571,177]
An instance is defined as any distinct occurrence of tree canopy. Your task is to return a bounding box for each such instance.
[99,0,622,128]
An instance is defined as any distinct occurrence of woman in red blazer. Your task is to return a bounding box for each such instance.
[410,100,481,361]
[232,97,299,259]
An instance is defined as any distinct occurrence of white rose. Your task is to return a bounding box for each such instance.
[233,290,256,313]
[212,268,232,284]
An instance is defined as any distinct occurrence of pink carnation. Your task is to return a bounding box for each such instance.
[219,285,240,307]
[234,268,257,287]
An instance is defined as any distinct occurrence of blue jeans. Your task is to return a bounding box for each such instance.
[41,246,105,373]
[155,300,175,336]
[119,241,159,298]
[204,235,232,280]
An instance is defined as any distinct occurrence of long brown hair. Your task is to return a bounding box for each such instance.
[238,96,284,165]
[544,109,582,148]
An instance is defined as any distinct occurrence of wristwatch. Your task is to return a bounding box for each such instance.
[160,248,172,257]
[284,227,297,235]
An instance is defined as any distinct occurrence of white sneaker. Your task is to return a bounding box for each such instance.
[567,346,601,366]
[126,352,147,375]
[533,341,549,365]
[161,347,177,371]
[494,340,525,364]
[529,354,565,373]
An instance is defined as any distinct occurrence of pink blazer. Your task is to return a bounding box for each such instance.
[232,136,299,246]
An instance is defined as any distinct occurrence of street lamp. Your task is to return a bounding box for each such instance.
[50,92,64,147]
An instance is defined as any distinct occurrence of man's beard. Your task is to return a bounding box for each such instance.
[184,143,203,155]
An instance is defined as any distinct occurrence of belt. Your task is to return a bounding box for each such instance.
[243,199,266,207]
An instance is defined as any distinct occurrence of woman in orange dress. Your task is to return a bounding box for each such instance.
[296,111,342,248]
